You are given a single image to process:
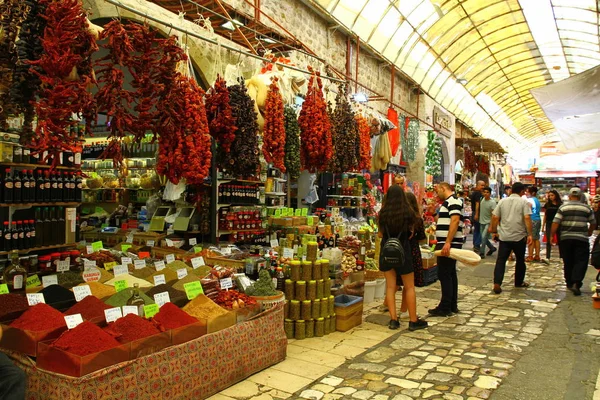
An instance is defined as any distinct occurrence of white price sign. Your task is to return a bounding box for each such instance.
[221,247,232,256]
[189,238,197,246]
[270,239,279,248]
[282,248,294,259]
[153,291,171,307]
[165,254,175,264]
[165,239,174,247]
[167,229,175,235]
[134,260,146,269]
[84,260,97,270]
[154,261,166,271]
[73,285,92,302]
[220,277,233,290]
[104,307,123,323]
[126,235,134,244]
[293,244,298,254]
[42,275,58,288]
[64,314,83,329]
[122,306,138,317]
[153,274,166,286]
[86,245,94,254]
[191,257,205,269]
[26,293,45,306]
[147,240,155,247]
[57,260,70,273]
[121,257,132,266]
[177,268,188,279]
[113,265,129,276]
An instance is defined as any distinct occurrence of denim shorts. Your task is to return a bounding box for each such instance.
[531,220,541,240]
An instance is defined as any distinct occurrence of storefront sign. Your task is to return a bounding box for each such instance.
[433,106,452,138]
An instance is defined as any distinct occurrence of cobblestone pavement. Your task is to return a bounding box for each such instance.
[293,256,600,400]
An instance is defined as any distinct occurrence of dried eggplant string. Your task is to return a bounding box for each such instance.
[227,77,260,177]
[329,83,359,172]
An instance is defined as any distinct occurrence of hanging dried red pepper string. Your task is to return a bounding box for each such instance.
[299,67,333,172]
[205,75,237,168]
[262,78,286,172]
[356,114,372,171]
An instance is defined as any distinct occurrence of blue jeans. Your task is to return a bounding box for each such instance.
[479,223,495,255]
[473,221,481,248]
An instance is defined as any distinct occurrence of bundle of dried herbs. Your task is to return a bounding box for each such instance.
[284,106,301,180]
[227,77,260,177]
[329,83,359,172]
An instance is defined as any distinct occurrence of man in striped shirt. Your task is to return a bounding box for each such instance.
[551,187,596,296]
[429,182,464,317]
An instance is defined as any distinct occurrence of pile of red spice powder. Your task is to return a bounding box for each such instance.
[153,302,197,330]
[0,294,29,320]
[10,303,66,332]
[65,296,111,321]
[52,321,120,356]
[103,314,161,343]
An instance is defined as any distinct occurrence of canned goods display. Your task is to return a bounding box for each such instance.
[289,300,300,320]
[295,320,306,340]
[284,300,290,319]
[284,319,294,339]
[295,281,306,301]
[307,280,317,300]
[301,260,312,281]
[313,260,322,280]
[306,319,315,338]
[328,295,335,316]
[290,261,301,281]
[324,278,332,297]
[330,313,336,333]
[306,242,318,261]
[324,316,331,335]
[320,297,328,318]
[316,279,324,299]
[301,300,312,320]
[284,279,294,300]
[315,318,325,337]
[320,259,330,280]
[312,299,321,319]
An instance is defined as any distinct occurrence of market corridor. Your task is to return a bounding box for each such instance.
[210,256,600,400]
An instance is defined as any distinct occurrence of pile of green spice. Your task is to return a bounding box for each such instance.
[105,288,154,308]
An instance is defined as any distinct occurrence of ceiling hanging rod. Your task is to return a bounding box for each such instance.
[103,0,345,83]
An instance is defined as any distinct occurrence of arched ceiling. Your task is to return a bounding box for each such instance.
[312,0,600,151]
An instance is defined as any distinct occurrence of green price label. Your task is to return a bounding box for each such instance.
[295,209,301,216]
[307,216,314,226]
[184,281,204,300]
[26,274,41,288]
[121,244,132,252]
[194,246,203,254]
[301,208,308,216]
[0,284,8,294]
[144,304,160,318]
[91,241,103,252]
[274,209,282,217]
[114,280,128,292]
[104,262,117,271]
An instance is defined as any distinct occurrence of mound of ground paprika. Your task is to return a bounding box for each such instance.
[0,294,29,320]
[103,314,161,343]
[153,302,197,330]
[10,303,66,331]
[52,321,120,356]
[65,295,111,321]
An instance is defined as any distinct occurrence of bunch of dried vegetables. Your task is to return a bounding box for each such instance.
[356,114,371,171]
[227,77,260,177]
[299,68,332,172]
[329,83,359,172]
[262,78,286,172]
[205,75,237,168]
[284,106,301,180]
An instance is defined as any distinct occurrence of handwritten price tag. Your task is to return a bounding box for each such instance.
[73,285,92,302]
[270,239,279,248]
[27,293,45,306]
[220,277,233,290]
[92,241,103,252]
[113,265,129,276]
[177,268,188,279]
[26,274,41,288]
[282,248,294,259]
[191,257,205,269]
[121,257,132,266]
[84,260,97,270]
[121,244,132,252]
[147,240,155,247]
[155,261,166,271]
[86,245,94,254]
[126,235,134,244]
[64,314,83,329]
[153,292,170,307]
[184,281,203,300]
[104,307,123,323]
[134,260,146,269]
[103,262,117,271]
[114,280,128,292]
[189,238,197,246]
[143,304,159,318]
[0,284,8,294]
[165,254,175,264]
[122,306,138,317]
[42,275,58,288]
[153,274,166,286]
[56,260,70,273]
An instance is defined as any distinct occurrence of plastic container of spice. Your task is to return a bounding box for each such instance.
[315,318,325,337]
[29,255,39,274]
[38,255,52,273]
[294,320,305,340]
[284,319,294,339]
[70,250,81,271]
[324,278,332,297]
[313,260,322,280]
[50,253,61,272]
[306,242,318,262]
[328,295,335,316]
[306,280,316,300]
[320,297,328,318]
[301,300,312,321]
[330,313,336,333]
[316,280,324,299]
[284,280,294,300]
[305,319,315,338]
[289,300,300,320]
[295,281,306,301]
[290,261,301,281]
[324,316,331,335]
[301,261,312,281]
[312,299,320,320]
[320,259,330,279]
[283,300,290,319]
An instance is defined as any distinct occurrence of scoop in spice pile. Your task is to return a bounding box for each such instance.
[103,314,161,343]
[52,321,120,357]
[152,302,197,330]
[64,295,111,321]
[10,303,66,332]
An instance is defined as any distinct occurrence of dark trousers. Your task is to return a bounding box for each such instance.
[560,239,590,289]
[0,352,26,400]
[473,221,481,247]
[437,255,458,311]
[545,224,560,259]
[494,238,527,286]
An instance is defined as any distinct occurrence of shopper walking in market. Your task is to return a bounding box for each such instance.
[470,180,485,253]
[377,185,428,331]
[551,187,596,296]
[489,182,533,294]
[429,182,464,317]
[406,191,427,287]
[478,187,497,259]
[542,189,562,263]
[525,186,542,262]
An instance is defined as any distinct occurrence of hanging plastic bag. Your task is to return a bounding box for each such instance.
[163,180,186,202]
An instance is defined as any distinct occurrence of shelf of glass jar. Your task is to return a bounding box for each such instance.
[327,198,366,208]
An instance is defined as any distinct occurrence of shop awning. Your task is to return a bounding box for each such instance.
[535,170,598,178]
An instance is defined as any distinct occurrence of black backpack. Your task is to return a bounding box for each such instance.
[591,235,600,281]
[381,231,406,270]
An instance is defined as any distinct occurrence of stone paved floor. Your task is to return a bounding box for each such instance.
[209,248,600,400]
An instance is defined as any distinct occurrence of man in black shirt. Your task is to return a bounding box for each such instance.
[470,180,485,253]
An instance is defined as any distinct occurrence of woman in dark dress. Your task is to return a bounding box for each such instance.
[406,192,426,287]
[378,185,428,331]
[542,189,562,262]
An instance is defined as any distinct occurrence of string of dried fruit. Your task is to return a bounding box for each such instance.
[262,78,286,172]
[356,114,371,171]
[476,155,490,175]
[227,78,260,177]
[29,0,97,166]
[329,83,359,172]
[0,0,28,129]
[464,146,476,173]
[299,68,333,172]
[156,75,212,185]
[205,75,237,168]
[94,20,136,166]
[284,106,301,180]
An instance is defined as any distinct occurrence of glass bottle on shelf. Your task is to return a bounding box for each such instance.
[3,250,26,292]
[43,171,51,202]
[36,170,45,202]
[13,170,22,203]
[3,169,13,204]
[127,283,146,316]
[3,221,11,251]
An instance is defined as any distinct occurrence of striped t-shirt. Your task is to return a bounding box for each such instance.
[554,201,595,242]
[436,194,464,248]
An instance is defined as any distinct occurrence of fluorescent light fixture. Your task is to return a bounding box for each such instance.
[457,78,468,85]
[352,93,369,103]
[519,0,569,82]
[221,19,244,31]
[260,37,277,44]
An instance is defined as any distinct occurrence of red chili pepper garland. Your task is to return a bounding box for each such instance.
[29,0,97,166]
[299,68,333,172]
[262,78,287,172]
[205,76,237,168]
[356,115,372,171]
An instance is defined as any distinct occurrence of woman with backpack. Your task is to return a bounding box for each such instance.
[378,185,428,331]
